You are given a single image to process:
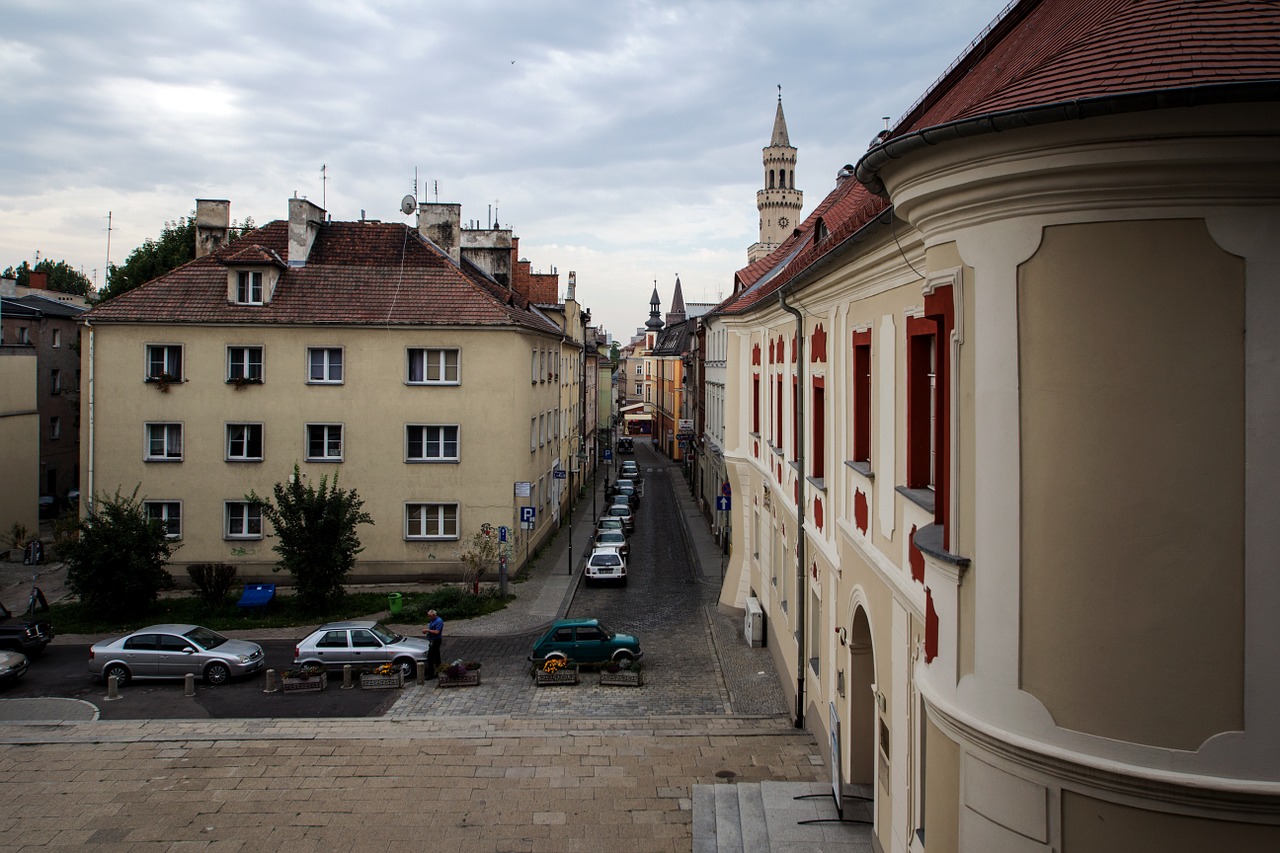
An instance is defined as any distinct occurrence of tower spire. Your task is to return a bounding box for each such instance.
[749,88,803,264]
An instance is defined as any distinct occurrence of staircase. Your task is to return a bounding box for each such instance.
[693,780,875,852]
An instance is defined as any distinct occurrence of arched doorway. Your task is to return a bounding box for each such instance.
[846,606,876,788]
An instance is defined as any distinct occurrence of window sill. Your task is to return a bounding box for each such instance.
[144,457,183,463]
[226,378,264,387]
[845,460,873,479]
[770,443,784,458]
[305,458,344,464]
[805,476,826,493]
[406,536,460,542]
[896,485,935,513]
[224,536,263,541]
[912,523,970,569]
[405,459,460,464]
[226,458,263,464]
[407,381,461,387]
[809,657,820,676]
[306,380,344,386]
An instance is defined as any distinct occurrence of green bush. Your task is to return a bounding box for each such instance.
[403,585,508,622]
[186,563,238,610]
[61,487,174,620]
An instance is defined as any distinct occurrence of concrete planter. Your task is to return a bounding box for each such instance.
[281,672,327,693]
[359,672,404,690]
[598,668,643,687]
[534,667,580,686]
[437,669,481,688]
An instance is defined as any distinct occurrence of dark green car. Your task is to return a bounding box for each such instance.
[527,618,643,666]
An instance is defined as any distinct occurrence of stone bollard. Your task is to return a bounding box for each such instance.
[184,673,196,697]
[263,669,279,693]
[416,660,425,686]
[106,674,121,701]
[342,664,354,689]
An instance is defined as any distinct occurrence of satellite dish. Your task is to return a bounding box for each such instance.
[400,194,416,215]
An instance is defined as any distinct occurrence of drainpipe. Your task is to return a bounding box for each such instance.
[84,318,94,513]
[779,288,805,730]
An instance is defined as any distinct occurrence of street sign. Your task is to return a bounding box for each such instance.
[520,506,536,529]
[498,526,508,543]
[716,496,731,512]
[721,481,732,497]
[603,449,612,461]
[553,468,567,479]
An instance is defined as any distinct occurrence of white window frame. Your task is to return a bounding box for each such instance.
[306,423,344,461]
[226,423,264,462]
[307,347,344,384]
[406,424,459,462]
[51,329,62,348]
[224,501,262,539]
[227,345,264,383]
[49,416,60,440]
[146,344,182,382]
[531,418,537,452]
[407,347,460,385]
[50,368,62,395]
[144,500,183,540]
[236,270,264,305]
[144,422,183,461]
[405,503,459,540]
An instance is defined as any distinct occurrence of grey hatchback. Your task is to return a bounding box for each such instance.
[294,620,429,678]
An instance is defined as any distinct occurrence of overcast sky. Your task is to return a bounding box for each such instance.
[1,0,1012,339]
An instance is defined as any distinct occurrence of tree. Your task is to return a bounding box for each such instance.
[610,341,621,370]
[2,259,93,296]
[98,214,255,303]
[248,465,373,612]
[62,487,175,620]
[458,524,499,594]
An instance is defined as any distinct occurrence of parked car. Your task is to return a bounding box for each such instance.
[597,517,625,536]
[0,601,53,656]
[605,503,634,533]
[88,624,264,687]
[593,528,629,558]
[528,618,642,666]
[0,650,28,684]
[610,479,639,502]
[619,461,641,482]
[585,546,627,585]
[610,492,637,512]
[294,620,429,678]
[617,436,634,453]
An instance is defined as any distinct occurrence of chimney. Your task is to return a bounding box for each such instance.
[835,164,857,187]
[195,199,231,258]
[567,271,576,301]
[288,197,326,267]
[417,202,462,264]
[28,272,49,290]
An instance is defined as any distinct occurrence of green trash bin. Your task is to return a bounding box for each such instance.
[388,592,403,615]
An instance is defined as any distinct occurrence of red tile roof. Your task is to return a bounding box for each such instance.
[86,219,563,335]
[716,0,1280,317]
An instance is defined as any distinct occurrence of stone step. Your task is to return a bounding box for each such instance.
[694,780,877,852]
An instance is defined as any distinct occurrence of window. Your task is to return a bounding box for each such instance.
[226,424,263,461]
[306,424,343,461]
[635,383,642,396]
[145,423,183,461]
[812,380,826,479]
[227,346,263,383]
[408,348,459,384]
[907,318,938,490]
[50,369,62,395]
[531,418,537,452]
[635,363,643,376]
[49,416,60,440]
[852,331,872,463]
[146,344,182,381]
[16,326,30,345]
[236,271,263,305]
[225,501,262,538]
[308,347,343,383]
[406,425,459,462]
[405,503,458,539]
[51,329,62,348]
[144,501,182,539]
[752,375,761,434]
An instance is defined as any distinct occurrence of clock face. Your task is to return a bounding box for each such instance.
[779,217,789,228]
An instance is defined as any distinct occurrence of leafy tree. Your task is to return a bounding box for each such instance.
[459,524,499,594]
[2,259,93,296]
[98,214,255,303]
[62,487,175,620]
[248,465,373,612]
[609,341,620,370]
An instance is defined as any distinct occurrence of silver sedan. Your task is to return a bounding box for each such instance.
[88,624,265,687]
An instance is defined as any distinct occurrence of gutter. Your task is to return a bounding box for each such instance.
[84,318,94,513]
[778,288,806,730]
[856,80,1280,196]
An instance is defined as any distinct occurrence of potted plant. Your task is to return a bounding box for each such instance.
[280,664,327,693]
[437,659,481,688]
[228,375,263,389]
[145,372,181,392]
[359,662,404,690]
[532,657,579,686]
[598,659,644,687]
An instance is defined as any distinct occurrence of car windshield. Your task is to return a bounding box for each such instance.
[598,533,624,543]
[369,623,400,644]
[609,506,629,517]
[598,519,622,529]
[183,626,228,650]
[592,553,622,566]
[615,480,634,488]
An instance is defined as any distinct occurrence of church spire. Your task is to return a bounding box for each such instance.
[645,284,664,332]
[748,87,803,264]
[666,275,687,325]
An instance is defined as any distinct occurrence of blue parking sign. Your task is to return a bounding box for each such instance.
[520,506,536,525]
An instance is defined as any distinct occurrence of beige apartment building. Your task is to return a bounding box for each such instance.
[714,1,1280,850]
[82,196,582,583]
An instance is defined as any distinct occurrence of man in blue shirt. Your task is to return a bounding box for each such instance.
[423,610,444,679]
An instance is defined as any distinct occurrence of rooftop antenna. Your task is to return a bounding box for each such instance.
[433,180,439,203]
[321,164,328,211]
[104,211,113,286]
[413,167,418,201]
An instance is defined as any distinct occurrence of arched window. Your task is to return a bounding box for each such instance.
[781,170,788,189]
[769,169,776,189]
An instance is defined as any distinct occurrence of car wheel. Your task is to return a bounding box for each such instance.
[544,652,567,664]
[612,651,635,668]
[204,662,231,685]
[394,657,417,679]
[103,663,130,687]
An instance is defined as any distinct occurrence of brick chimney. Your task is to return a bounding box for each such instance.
[288,198,326,267]
[28,272,48,290]
[417,202,462,264]
[195,199,231,258]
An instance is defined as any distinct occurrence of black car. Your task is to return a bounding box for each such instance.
[617,436,634,453]
[0,602,53,656]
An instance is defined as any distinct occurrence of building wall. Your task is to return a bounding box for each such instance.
[0,349,39,540]
[82,321,564,582]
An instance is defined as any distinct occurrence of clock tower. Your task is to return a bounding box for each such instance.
[748,89,803,264]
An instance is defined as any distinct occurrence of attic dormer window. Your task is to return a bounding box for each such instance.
[814,217,829,244]
[236,271,263,305]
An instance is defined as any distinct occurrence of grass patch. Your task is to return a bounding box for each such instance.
[47,585,510,635]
